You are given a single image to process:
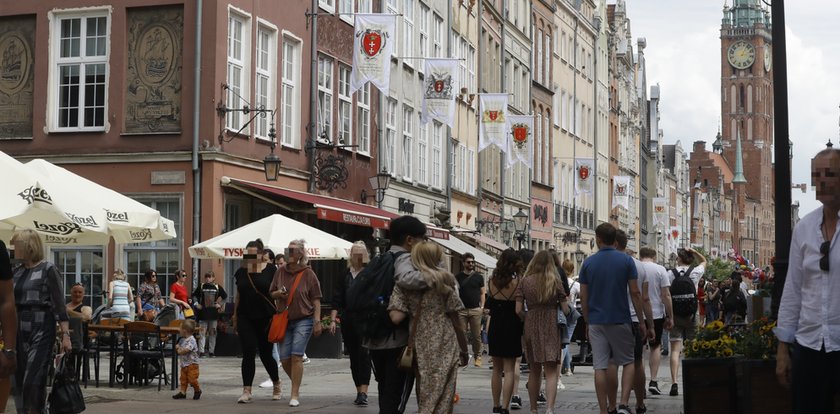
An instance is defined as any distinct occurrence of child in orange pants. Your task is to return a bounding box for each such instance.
[173,319,201,400]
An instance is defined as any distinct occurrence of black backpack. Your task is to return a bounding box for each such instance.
[345,250,407,339]
[670,266,698,317]
[723,287,747,316]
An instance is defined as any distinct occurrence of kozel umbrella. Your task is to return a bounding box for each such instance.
[0,151,176,245]
[189,214,352,261]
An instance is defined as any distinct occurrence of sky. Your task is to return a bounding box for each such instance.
[626,0,840,216]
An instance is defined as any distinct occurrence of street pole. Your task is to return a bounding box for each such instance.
[771,0,792,320]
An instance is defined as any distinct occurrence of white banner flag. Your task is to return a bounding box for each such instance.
[668,226,682,253]
[612,176,631,210]
[574,158,594,195]
[350,14,396,94]
[478,94,508,152]
[420,58,459,127]
[507,115,533,168]
[652,197,667,226]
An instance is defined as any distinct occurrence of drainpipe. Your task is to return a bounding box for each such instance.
[476,0,484,226]
[499,0,507,231]
[191,0,203,286]
[307,0,319,193]
[445,2,453,213]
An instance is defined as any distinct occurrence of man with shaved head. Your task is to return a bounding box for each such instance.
[775,144,840,413]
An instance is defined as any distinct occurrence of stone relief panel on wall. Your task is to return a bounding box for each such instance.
[125,6,183,133]
[0,15,35,139]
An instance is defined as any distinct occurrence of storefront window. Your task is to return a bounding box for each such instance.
[124,199,182,299]
[53,249,104,309]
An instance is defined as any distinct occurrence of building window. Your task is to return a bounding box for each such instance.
[54,249,104,309]
[544,113,550,184]
[226,11,250,132]
[535,29,542,84]
[544,32,551,85]
[338,65,352,145]
[402,106,414,180]
[432,121,443,188]
[255,26,276,140]
[339,0,353,24]
[319,0,335,13]
[358,0,372,13]
[417,121,428,184]
[317,55,334,139]
[535,113,542,182]
[468,148,475,195]
[356,84,371,154]
[124,199,182,301]
[281,36,302,147]
[468,42,476,95]
[387,0,399,56]
[52,12,110,131]
[403,0,415,65]
[458,144,467,191]
[419,4,430,61]
[385,98,398,174]
[433,14,444,57]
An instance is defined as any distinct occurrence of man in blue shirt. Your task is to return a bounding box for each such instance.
[580,223,647,414]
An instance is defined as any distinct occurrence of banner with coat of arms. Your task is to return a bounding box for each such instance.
[574,158,594,195]
[652,197,667,226]
[612,176,631,210]
[668,226,682,253]
[420,58,459,127]
[350,14,396,94]
[506,115,533,168]
[478,94,508,152]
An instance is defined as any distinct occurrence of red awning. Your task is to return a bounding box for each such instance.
[230,179,398,229]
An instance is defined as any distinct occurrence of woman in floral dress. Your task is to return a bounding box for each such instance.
[516,250,568,414]
[389,241,469,414]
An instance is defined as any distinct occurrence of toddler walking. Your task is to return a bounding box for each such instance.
[173,319,202,400]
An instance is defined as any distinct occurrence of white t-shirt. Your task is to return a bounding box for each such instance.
[669,264,706,287]
[569,278,581,308]
[629,258,648,322]
[643,261,671,319]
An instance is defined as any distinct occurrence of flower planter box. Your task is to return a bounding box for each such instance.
[682,357,741,414]
[305,331,343,359]
[737,359,791,414]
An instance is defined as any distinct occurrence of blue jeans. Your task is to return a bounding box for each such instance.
[277,318,314,361]
[562,316,578,370]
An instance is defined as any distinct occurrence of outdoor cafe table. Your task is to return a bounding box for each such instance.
[87,324,180,389]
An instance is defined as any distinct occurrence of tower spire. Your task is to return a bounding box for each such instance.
[732,127,747,183]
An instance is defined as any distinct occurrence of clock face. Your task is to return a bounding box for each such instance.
[727,40,756,70]
[764,44,772,72]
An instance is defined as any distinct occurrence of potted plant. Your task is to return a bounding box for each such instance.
[732,318,790,414]
[682,320,740,414]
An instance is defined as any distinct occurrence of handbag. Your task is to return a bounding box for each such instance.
[48,355,85,414]
[397,295,423,372]
[183,307,195,318]
[249,270,304,344]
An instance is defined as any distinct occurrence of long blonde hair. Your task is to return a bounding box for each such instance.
[410,241,455,295]
[523,250,560,304]
[11,229,44,263]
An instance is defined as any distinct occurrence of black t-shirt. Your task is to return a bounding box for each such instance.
[234,266,276,319]
[0,241,11,281]
[456,271,485,309]
[192,282,229,321]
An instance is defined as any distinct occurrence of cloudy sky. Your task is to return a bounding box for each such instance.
[626,0,839,216]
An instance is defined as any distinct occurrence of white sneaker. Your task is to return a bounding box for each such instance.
[259,378,273,388]
[289,398,300,407]
[557,378,566,390]
[302,356,311,364]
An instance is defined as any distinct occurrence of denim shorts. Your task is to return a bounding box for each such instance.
[277,317,314,360]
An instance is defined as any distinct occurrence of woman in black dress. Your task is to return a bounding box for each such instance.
[232,239,281,403]
[487,249,525,414]
[11,229,71,414]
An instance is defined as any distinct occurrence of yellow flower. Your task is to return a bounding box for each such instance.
[708,320,725,331]
[723,348,734,357]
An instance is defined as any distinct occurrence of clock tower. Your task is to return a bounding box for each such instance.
[720,0,774,203]
[719,0,775,266]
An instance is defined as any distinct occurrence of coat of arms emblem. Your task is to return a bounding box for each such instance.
[615,184,627,196]
[361,30,385,57]
[482,110,505,123]
[511,124,529,148]
[425,73,452,99]
[578,165,590,180]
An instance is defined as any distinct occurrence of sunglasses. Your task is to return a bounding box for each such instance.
[820,241,831,272]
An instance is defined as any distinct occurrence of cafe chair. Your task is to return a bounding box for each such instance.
[122,321,167,391]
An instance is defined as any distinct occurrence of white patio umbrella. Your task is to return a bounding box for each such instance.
[24,159,177,244]
[189,214,352,261]
[0,151,110,244]
[0,151,176,245]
